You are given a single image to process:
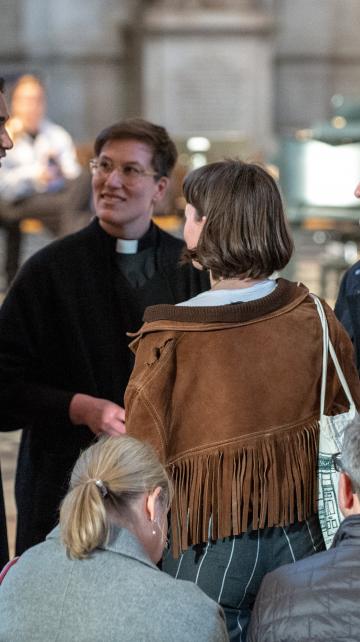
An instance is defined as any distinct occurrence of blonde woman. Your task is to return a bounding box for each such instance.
[0,436,228,642]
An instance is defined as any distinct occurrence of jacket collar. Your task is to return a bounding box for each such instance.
[133,279,309,336]
[331,514,360,548]
[47,524,158,571]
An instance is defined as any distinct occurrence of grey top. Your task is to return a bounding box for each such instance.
[0,525,228,642]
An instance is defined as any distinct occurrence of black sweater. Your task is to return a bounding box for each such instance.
[0,218,208,552]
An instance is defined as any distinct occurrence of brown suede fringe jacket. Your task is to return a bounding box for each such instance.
[125,279,360,557]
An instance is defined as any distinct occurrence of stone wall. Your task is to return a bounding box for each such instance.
[275,0,360,132]
[0,0,136,141]
[137,3,274,154]
[1,0,360,145]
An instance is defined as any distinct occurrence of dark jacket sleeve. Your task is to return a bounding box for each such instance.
[247,570,290,642]
[326,302,360,413]
[335,268,354,341]
[246,573,273,642]
[0,257,75,431]
[334,262,360,374]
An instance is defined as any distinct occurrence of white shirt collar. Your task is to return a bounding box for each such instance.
[115,238,139,255]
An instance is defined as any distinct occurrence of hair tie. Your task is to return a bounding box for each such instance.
[86,478,109,497]
[84,478,108,497]
[95,479,108,498]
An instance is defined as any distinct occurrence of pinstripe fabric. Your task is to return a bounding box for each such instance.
[305,518,317,552]
[281,528,296,562]
[163,513,324,641]
[217,537,235,603]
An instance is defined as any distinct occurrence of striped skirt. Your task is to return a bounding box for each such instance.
[163,513,324,641]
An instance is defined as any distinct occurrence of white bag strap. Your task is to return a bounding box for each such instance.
[311,294,329,416]
[311,294,355,416]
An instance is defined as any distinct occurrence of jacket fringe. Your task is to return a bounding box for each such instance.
[169,420,319,558]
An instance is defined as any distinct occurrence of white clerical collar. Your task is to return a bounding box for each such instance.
[115,238,139,254]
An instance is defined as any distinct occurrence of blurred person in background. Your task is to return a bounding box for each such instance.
[247,415,360,642]
[0,435,228,642]
[0,117,208,556]
[0,76,13,569]
[0,74,91,284]
[0,78,13,166]
[125,159,360,641]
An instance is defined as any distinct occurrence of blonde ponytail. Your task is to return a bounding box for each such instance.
[60,435,172,559]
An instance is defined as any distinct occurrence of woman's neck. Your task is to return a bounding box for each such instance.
[210,275,268,290]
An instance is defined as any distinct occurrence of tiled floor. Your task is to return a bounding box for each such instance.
[0,225,352,559]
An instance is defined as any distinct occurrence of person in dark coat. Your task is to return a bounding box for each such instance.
[335,180,360,372]
[0,118,209,555]
[247,414,360,642]
[0,77,14,569]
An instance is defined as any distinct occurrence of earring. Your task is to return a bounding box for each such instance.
[152,519,169,549]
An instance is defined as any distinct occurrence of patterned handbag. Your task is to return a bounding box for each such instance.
[311,294,357,549]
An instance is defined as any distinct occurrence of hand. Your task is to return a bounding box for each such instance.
[69,393,126,437]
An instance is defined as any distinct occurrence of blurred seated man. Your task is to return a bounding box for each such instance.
[0,74,91,284]
[247,415,360,642]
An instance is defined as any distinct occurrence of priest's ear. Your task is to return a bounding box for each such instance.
[152,176,169,205]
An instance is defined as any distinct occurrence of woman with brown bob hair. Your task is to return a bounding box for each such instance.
[125,160,360,640]
[183,159,293,280]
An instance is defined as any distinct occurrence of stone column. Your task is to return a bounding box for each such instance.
[137,0,275,154]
